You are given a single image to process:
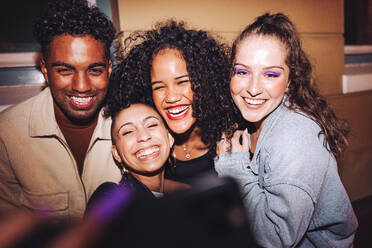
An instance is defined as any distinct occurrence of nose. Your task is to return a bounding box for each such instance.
[137,127,151,143]
[72,72,92,93]
[165,86,181,104]
[246,74,262,97]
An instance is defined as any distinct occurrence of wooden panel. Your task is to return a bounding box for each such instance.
[339,147,372,201]
[117,0,343,33]
[301,34,345,95]
[327,91,372,201]
[327,91,372,152]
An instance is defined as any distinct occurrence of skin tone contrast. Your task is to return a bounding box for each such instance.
[219,35,290,154]
[111,104,174,192]
[40,34,112,124]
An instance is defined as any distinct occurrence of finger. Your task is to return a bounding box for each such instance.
[241,131,250,152]
[231,130,243,142]
[231,130,244,151]
[217,138,229,155]
[216,141,223,155]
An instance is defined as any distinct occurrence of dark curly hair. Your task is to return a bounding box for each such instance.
[33,0,115,60]
[106,20,236,157]
[231,13,349,158]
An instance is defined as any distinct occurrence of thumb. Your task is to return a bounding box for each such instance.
[241,131,250,152]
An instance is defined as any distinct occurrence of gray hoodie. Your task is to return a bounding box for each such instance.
[215,101,358,247]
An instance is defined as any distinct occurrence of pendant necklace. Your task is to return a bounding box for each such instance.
[173,144,194,160]
[183,145,193,159]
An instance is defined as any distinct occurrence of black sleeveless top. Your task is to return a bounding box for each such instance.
[165,152,217,185]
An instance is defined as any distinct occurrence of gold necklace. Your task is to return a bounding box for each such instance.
[183,145,191,159]
[173,145,193,160]
[172,144,194,160]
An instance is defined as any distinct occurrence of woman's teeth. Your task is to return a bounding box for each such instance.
[167,105,189,117]
[136,146,160,158]
[244,98,265,105]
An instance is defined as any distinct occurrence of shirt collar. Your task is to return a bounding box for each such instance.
[29,87,111,140]
[29,87,60,137]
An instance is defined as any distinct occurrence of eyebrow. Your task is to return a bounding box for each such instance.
[263,66,285,70]
[150,81,161,86]
[117,122,132,134]
[144,116,160,122]
[234,63,285,70]
[175,74,189,80]
[151,74,189,86]
[117,115,160,134]
[51,62,106,69]
[51,62,74,70]
[88,62,107,69]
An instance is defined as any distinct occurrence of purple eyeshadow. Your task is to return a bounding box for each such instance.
[265,71,281,77]
[235,68,248,74]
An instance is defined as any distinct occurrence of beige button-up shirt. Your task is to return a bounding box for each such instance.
[0,88,121,220]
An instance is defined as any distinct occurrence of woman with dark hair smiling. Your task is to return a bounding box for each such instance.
[108,20,236,185]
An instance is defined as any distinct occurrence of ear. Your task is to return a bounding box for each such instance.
[168,132,175,147]
[40,58,49,83]
[111,145,122,163]
[285,80,291,93]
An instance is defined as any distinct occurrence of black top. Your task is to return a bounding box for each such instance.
[83,175,257,248]
[165,151,217,185]
[86,173,156,215]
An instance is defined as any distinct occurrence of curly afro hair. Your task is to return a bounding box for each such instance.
[106,20,237,157]
[33,0,115,60]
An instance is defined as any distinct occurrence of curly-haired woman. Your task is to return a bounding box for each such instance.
[215,13,358,247]
[106,20,236,185]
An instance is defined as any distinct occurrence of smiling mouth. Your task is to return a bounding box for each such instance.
[69,96,95,109]
[135,145,160,161]
[243,97,266,106]
[166,105,190,120]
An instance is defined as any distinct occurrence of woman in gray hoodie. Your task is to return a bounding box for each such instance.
[215,13,358,247]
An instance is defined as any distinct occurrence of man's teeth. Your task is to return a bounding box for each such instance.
[167,106,189,117]
[70,96,93,105]
[136,146,159,158]
[244,98,265,105]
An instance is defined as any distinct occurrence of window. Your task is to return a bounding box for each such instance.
[343,0,372,93]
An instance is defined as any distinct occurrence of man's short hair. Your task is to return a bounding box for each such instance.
[33,0,115,60]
